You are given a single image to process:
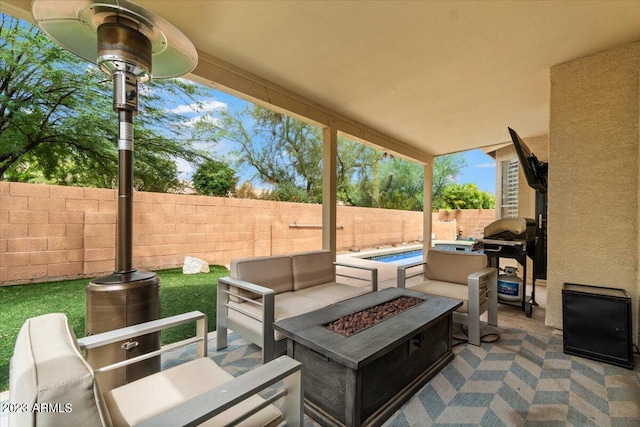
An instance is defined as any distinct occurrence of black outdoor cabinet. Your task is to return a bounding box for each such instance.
[562,283,633,369]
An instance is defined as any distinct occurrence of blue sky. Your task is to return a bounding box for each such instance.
[173,84,497,195]
[456,149,496,194]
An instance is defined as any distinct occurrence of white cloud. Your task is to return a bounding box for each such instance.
[475,162,495,169]
[170,100,227,114]
[176,158,194,180]
[175,77,197,85]
[183,115,222,127]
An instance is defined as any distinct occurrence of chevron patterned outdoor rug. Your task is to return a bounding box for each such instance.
[161,326,640,427]
[384,327,640,427]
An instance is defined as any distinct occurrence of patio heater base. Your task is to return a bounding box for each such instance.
[86,271,161,392]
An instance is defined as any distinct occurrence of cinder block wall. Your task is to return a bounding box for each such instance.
[434,209,497,239]
[1,181,495,286]
[0,183,113,284]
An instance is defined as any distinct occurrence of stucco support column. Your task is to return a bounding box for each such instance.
[423,160,433,259]
[549,42,640,344]
[322,127,337,257]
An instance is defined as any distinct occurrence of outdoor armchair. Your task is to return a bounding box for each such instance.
[397,249,498,346]
[9,311,303,426]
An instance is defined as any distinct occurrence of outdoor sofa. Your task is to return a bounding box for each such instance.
[397,249,498,346]
[217,250,378,362]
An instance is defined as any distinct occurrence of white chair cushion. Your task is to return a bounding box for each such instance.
[9,313,107,427]
[409,279,470,314]
[104,357,282,427]
[291,250,335,290]
[296,282,369,304]
[425,250,487,285]
[230,255,294,301]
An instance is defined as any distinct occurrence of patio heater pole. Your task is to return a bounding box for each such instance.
[31,0,198,392]
[95,16,157,275]
[87,22,163,391]
[117,104,134,274]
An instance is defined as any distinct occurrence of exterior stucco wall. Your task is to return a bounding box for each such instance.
[549,42,639,344]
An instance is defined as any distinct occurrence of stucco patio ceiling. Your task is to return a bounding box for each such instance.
[4,1,640,160]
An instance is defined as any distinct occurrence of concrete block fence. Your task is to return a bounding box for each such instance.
[0,182,495,286]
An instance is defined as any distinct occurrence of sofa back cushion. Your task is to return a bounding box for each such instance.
[425,250,487,285]
[291,250,335,291]
[230,255,294,299]
[9,313,108,427]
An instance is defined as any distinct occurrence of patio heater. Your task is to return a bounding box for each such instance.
[31,0,197,391]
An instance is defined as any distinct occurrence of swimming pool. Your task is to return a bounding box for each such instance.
[365,249,424,265]
[362,241,478,265]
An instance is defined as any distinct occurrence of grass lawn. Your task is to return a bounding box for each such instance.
[0,266,228,392]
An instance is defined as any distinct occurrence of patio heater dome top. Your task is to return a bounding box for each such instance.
[31,0,198,80]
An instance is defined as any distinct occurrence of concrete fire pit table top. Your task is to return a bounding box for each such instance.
[273,288,462,370]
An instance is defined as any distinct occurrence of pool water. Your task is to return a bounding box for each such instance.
[365,249,424,265]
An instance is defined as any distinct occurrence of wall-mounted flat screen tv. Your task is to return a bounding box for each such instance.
[508,127,548,193]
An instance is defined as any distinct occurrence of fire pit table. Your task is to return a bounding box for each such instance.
[273,288,462,427]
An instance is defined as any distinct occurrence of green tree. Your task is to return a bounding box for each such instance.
[213,105,323,202]
[192,159,238,196]
[262,180,314,203]
[432,154,466,209]
[338,143,382,207]
[437,183,495,210]
[379,157,424,211]
[203,95,487,211]
[211,105,391,205]
[0,14,212,191]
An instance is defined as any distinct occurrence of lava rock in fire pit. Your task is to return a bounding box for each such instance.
[324,296,423,336]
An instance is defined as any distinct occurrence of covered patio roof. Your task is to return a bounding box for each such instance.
[4,0,640,346]
[4,1,640,161]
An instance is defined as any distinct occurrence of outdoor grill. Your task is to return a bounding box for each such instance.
[476,127,548,318]
[478,217,537,316]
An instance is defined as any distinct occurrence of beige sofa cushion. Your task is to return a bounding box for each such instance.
[296,282,369,304]
[9,313,107,427]
[228,292,328,341]
[409,279,470,314]
[104,357,282,427]
[230,255,294,300]
[425,250,487,285]
[291,250,335,290]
